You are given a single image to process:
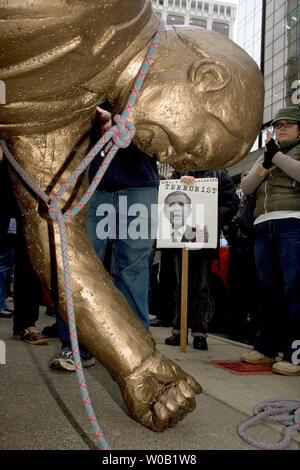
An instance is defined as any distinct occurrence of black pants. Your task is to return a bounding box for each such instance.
[171,249,214,337]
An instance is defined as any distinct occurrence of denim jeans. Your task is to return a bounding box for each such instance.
[254,218,300,362]
[57,185,157,351]
[56,314,92,358]
[0,237,15,311]
[87,186,158,330]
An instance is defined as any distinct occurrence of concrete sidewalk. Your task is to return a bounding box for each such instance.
[0,311,299,451]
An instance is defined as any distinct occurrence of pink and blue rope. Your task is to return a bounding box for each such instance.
[0,20,164,450]
[237,399,300,450]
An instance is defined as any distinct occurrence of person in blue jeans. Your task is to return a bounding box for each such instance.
[50,104,158,371]
[0,148,16,318]
[0,244,15,318]
[241,106,300,376]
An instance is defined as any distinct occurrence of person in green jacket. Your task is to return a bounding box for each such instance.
[241,106,300,376]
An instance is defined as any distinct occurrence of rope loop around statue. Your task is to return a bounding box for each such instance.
[0,20,165,450]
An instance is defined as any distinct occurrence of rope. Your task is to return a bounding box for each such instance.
[237,399,300,450]
[0,20,164,450]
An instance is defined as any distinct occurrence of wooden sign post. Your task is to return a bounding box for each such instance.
[180,247,189,352]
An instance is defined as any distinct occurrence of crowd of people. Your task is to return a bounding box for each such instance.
[1,105,300,377]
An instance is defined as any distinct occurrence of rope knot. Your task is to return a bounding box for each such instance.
[112,115,135,149]
[48,198,63,222]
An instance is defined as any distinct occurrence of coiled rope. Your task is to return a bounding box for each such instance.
[0,21,164,450]
[237,399,300,450]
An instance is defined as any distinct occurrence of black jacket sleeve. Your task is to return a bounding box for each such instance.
[170,170,182,180]
[0,161,18,242]
[217,170,239,229]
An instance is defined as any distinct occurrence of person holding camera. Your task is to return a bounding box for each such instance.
[241,107,300,376]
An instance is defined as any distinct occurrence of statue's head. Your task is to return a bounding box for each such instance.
[129,27,264,170]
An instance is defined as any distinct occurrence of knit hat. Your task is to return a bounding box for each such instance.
[272,106,300,125]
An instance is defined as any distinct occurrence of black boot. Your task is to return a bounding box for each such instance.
[165,333,188,346]
[193,336,208,350]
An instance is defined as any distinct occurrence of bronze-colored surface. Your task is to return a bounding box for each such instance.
[0,0,264,432]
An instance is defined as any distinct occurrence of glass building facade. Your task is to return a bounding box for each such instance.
[237,0,262,68]
[264,0,300,124]
[227,0,300,179]
[151,0,237,39]
[238,0,300,128]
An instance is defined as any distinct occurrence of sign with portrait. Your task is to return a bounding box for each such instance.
[156,178,218,249]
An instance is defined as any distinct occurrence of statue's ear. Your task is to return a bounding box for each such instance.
[188,59,231,93]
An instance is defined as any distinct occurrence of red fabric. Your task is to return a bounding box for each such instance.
[211,246,229,290]
[210,361,273,375]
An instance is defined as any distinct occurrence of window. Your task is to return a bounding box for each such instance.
[226,6,231,16]
[213,4,218,14]
[167,14,185,25]
[212,21,230,37]
[189,18,207,28]
[191,1,196,9]
[264,58,273,77]
[204,2,209,13]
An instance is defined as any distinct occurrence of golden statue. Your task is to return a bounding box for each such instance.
[0,0,264,432]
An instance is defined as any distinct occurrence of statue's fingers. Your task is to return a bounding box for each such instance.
[168,361,202,394]
[159,393,179,413]
[159,392,181,427]
[152,401,170,432]
[167,386,188,423]
[185,375,203,394]
[168,384,187,408]
[177,380,197,412]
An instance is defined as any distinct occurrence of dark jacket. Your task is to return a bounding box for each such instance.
[171,169,239,238]
[89,102,159,191]
[0,160,17,243]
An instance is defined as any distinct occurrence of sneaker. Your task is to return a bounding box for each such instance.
[150,317,162,327]
[241,350,276,364]
[0,309,13,318]
[13,326,48,345]
[272,361,300,376]
[50,349,95,372]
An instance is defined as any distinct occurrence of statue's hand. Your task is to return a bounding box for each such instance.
[118,350,202,432]
[96,106,112,135]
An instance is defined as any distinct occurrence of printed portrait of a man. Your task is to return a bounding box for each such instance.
[163,191,209,244]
